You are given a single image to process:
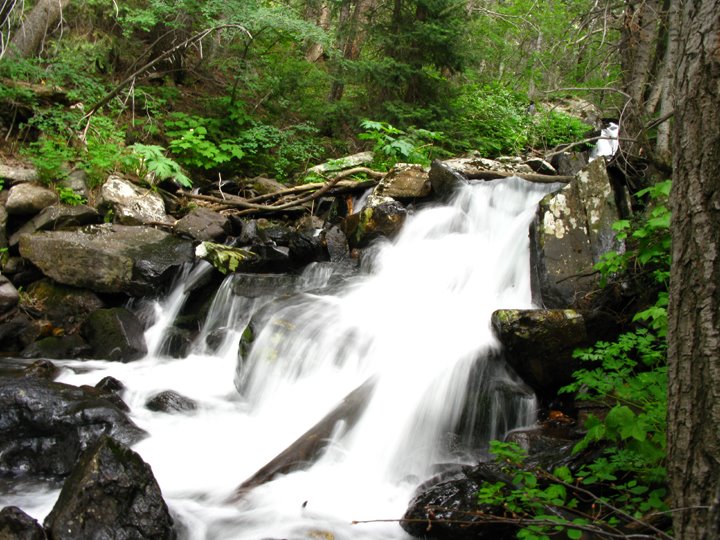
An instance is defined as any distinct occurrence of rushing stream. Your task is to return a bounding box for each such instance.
[1,176,561,539]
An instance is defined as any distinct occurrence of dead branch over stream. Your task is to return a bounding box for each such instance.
[179,167,385,217]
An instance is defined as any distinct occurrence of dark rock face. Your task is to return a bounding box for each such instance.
[428,160,468,199]
[18,224,194,296]
[44,436,176,540]
[24,279,105,335]
[0,273,19,314]
[402,463,517,540]
[529,159,623,309]
[343,200,407,249]
[145,390,197,414]
[81,307,148,362]
[0,506,46,540]
[0,376,145,479]
[491,309,615,401]
[20,334,92,360]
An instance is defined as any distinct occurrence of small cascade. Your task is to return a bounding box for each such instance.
[3,176,562,539]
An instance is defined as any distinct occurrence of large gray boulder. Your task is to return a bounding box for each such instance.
[97,175,169,225]
[44,436,175,540]
[18,224,194,296]
[530,159,624,309]
[5,183,57,216]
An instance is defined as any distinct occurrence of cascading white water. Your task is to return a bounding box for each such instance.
[0,176,561,539]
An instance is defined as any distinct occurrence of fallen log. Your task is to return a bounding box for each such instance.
[181,167,384,217]
[229,377,376,501]
[465,169,574,183]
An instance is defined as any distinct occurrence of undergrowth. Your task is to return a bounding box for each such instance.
[480,180,672,540]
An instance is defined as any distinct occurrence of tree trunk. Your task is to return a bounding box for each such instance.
[653,0,678,166]
[6,0,70,58]
[328,0,376,102]
[667,2,720,539]
[304,1,331,63]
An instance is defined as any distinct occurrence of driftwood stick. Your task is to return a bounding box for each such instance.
[466,170,574,183]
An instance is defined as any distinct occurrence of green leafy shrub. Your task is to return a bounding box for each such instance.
[481,181,672,539]
[528,111,592,150]
[358,119,443,169]
[56,186,87,206]
[127,144,192,188]
[447,84,531,156]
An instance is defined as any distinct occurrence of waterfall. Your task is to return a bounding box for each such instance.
[3,176,561,539]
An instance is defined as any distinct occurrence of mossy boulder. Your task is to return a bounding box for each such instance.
[81,307,147,362]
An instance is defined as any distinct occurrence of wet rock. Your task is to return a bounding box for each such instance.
[175,207,230,241]
[0,273,19,315]
[199,225,328,274]
[95,376,125,393]
[0,205,8,248]
[18,224,194,296]
[0,313,38,354]
[81,307,147,362]
[320,225,350,262]
[0,506,46,540]
[372,163,431,200]
[429,160,468,199]
[157,326,194,358]
[44,435,175,539]
[96,175,169,225]
[551,152,588,177]
[402,462,517,540]
[231,273,300,298]
[145,390,197,414]
[20,334,92,360]
[22,359,59,380]
[5,183,57,216]
[529,159,623,309]
[8,204,99,246]
[0,376,146,479]
[23,279,105,334]
[492,309,582,399]
[343,200,407,249]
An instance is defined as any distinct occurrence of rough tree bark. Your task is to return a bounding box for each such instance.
[667,1,720,539]
[6,0,70,58]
